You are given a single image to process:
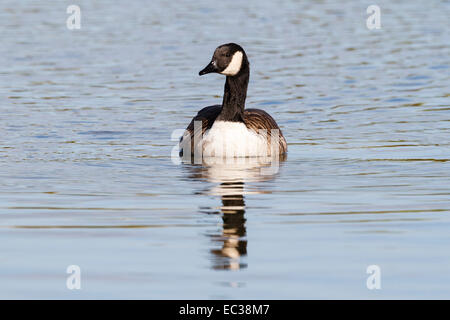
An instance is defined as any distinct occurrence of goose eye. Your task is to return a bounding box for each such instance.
[225,53,231,57]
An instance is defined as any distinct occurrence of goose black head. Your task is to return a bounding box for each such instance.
[199,43,247,77]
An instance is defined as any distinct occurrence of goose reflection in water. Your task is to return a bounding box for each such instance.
[184,156,285,270]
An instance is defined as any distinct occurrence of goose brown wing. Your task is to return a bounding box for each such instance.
[180,105,221,156]
[244,108,287,154]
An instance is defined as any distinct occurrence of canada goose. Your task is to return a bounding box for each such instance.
[180,43,287,158]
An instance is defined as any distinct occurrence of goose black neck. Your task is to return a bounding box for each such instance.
[217,62,249,122]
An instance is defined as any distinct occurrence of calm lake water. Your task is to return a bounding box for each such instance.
[0,0,449,299]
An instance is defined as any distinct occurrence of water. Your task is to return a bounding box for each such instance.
[0,0,449,299]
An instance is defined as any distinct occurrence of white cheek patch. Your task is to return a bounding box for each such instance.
[220,51,243,76]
